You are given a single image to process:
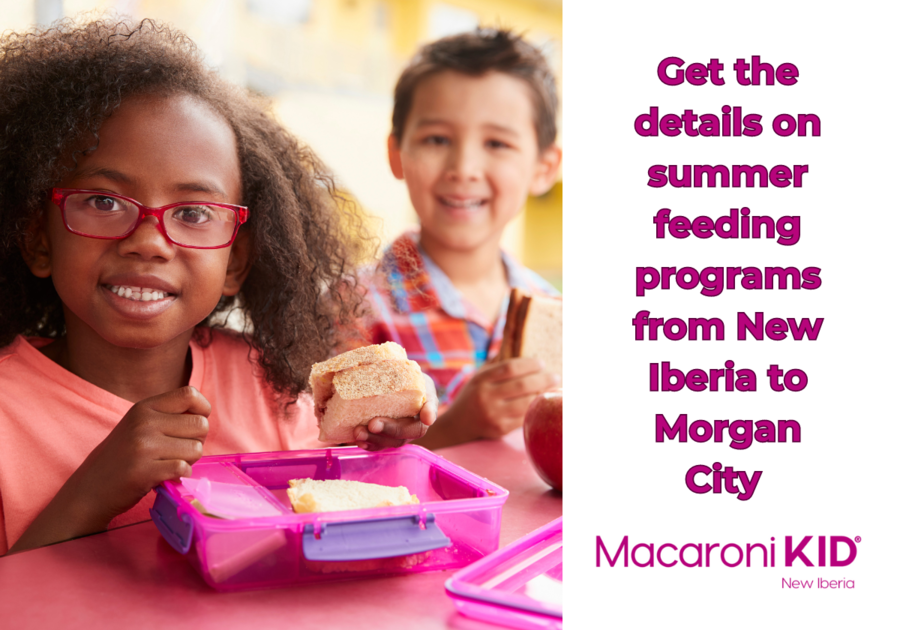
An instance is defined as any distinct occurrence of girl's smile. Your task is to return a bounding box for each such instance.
[101,275,177,320]
[105,285,173,303]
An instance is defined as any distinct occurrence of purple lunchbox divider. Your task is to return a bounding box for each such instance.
[445,517,563,620]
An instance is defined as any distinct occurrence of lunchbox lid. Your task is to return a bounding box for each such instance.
[445,516,562,629]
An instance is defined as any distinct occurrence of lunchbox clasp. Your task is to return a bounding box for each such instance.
[150,486,194,554]
[302,513,450,561]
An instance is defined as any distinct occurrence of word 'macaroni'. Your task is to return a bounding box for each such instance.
[596,535,859,569]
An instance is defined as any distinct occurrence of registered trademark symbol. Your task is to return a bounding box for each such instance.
[855,536,861,543]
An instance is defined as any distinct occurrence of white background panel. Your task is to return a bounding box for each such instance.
[564,1,899,627]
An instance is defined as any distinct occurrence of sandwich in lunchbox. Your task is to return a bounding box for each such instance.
[310,342,428,443]
[287,478,419,513]
[498,288,562,379]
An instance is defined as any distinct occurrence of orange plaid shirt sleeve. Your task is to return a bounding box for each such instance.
[349,232,560,412]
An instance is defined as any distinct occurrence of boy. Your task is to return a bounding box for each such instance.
[355,29,562,449]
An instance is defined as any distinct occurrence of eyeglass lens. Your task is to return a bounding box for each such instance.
[63,192,237,247]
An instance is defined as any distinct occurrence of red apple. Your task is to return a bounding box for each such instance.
[523,389,562,492]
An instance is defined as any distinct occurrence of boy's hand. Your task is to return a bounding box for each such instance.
[416,357,560,449]
[9,387,210,554]
[352,374,438,450]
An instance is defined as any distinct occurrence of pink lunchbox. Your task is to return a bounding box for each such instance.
[150,445,509,591]
[445,517,563,629]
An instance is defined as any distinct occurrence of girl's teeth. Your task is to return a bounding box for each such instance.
[109,285,170,302]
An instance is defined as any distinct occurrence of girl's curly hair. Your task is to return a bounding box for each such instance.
[0,17,374,403]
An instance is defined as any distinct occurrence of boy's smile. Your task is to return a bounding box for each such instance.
[30,93,246,353]
[389,70,560,256]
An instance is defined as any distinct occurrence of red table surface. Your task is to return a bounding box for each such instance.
[0,430,561,629]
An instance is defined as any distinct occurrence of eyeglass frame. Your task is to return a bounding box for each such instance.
[50,188,249,250]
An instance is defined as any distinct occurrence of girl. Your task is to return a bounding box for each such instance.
[0,18,434,555]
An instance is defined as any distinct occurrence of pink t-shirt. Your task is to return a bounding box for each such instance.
[0,330,325,553]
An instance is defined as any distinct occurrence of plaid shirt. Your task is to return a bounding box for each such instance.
[352,232,560,410]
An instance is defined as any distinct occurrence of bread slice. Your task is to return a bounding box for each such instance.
[499,289,562,380]
[310,341,409,412]
[517,294,562,378]
[287,478,419,513]
[310,342,428,443]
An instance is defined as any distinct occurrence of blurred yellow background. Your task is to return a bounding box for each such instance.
[1,0,562,289]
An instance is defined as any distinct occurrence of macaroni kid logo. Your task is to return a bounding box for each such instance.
[595,535,859,568]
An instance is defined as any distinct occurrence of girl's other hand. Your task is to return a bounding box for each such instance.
[9,387,210,554]
[352,374,438,450]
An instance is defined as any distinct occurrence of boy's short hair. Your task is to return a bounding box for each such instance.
[391,28,558,151]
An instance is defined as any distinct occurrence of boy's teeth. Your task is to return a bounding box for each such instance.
[442,197,483,208]
[108,285,170,302]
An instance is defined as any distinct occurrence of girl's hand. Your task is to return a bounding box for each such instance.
[414,357,560,450]
[9,387,210,554]
[76,386,211,520]
[352,374,438,450]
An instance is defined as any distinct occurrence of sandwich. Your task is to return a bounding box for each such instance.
[287,478,419,513]
[310,342,428,443]
[498,288,562,379]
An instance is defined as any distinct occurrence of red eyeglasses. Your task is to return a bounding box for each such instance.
[51,188,249,249]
